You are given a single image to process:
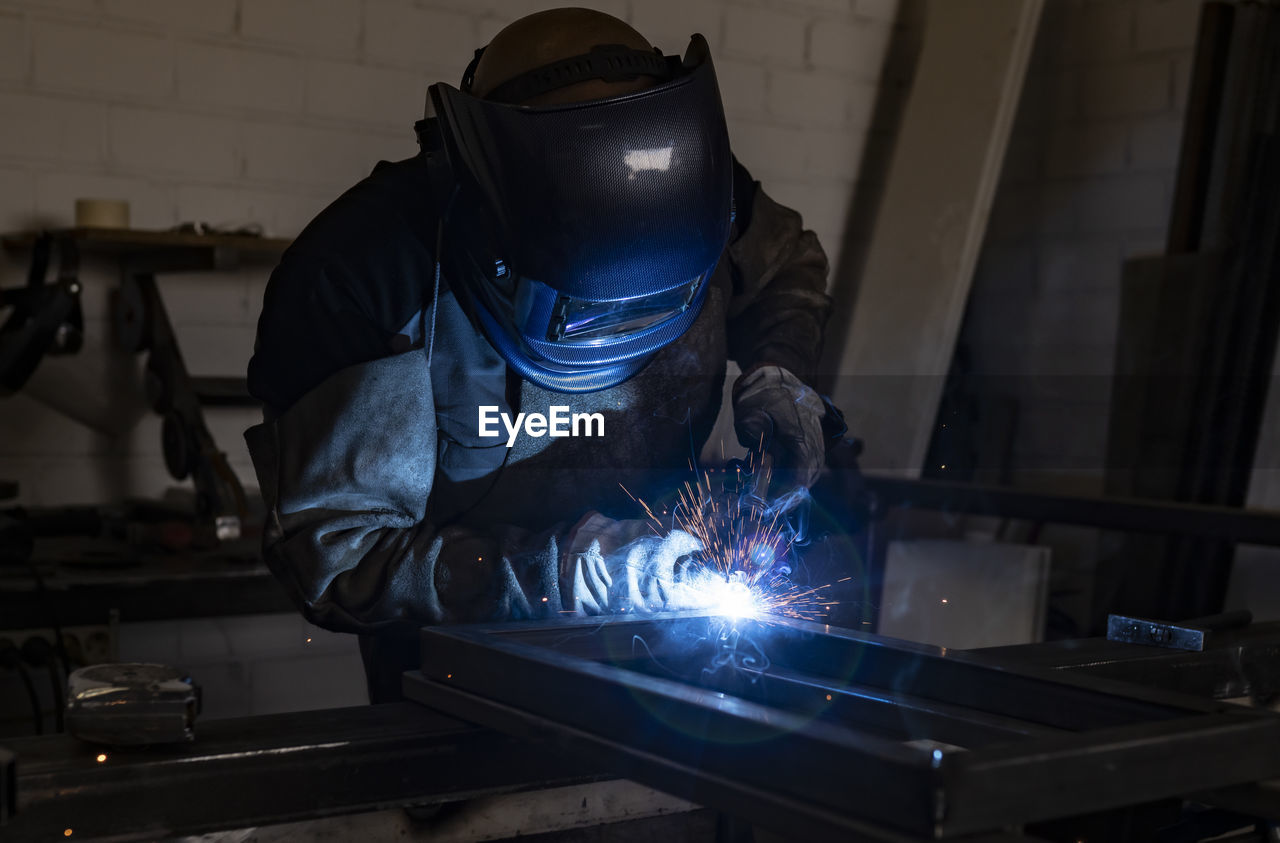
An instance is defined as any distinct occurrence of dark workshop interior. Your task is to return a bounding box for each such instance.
[1,0,1279,841]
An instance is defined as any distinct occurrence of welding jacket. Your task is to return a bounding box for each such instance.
[245,154,830,700]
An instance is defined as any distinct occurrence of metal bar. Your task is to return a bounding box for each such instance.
[581,626,1063,746]
[478,612,1221,721]
[1192,781,1280,822]
[403,672,1034,843]
[1167,2,1235,253]
[1107,614,1209,651]
[863,476,1280,545]
[0,565,295,629]
[1,703,598,840]
[944,711,1280,832]
[739,664,1065,746]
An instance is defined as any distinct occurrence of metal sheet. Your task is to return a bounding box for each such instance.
[975,621,1280,700]
[405,613,1280,839]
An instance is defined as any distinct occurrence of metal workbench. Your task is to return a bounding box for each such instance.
[0,536,293,630]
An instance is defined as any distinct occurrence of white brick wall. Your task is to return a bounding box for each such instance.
[32,21,175,100]
[363,1,476,71]
[176,43,305,114]
[0,11,26,81]
[0,0,899,507]
[953,0,1212,629]
[303,59,426,128]
[108,106,242,179]
[240,0,362,55]
[724,8,807,66]
[103,0,239,36]
[959,0,1205,492]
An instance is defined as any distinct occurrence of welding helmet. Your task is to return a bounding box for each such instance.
[419,34,733,393]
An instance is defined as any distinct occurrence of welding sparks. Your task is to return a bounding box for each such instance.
[622,452,837,621]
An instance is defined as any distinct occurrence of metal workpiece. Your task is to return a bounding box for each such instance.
[405,613,1280,840]
[1107,613,1216,651]
[1105,609,1253,652]
[65,664,199,746]
[1,703,597,840]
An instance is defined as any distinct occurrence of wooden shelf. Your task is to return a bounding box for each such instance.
[2,227,292,272]
[3,226,291,253]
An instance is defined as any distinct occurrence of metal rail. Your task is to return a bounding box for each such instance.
[1,703,596,840]
[862,475,1280,545]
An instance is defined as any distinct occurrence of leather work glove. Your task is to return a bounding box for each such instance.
[562,512,703,614]
[732,365,827,491]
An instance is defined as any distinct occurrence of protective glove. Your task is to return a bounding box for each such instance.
[732,365,827,491]
[563,512,703,614]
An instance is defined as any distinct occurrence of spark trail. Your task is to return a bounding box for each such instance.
[622,451,839,621]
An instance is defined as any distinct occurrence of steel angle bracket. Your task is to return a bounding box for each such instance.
[404,613,1280,841]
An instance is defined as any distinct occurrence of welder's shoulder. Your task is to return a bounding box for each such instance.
[263,155,440,334]
[248,157,438,413]
[286,156,436,271]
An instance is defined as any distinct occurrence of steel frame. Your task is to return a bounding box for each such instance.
[404,612,1280,840]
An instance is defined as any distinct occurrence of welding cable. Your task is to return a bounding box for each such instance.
[26,555,72,706]
[427,220,443,365]
[0,639,44,735]
[48,653,64,732]
[22,636,65,732]
[423,188,456,369]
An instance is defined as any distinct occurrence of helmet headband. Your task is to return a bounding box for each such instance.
[463,43,676,105]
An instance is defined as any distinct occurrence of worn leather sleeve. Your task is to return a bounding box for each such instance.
[244,350,563,634]
[724,178,833,386]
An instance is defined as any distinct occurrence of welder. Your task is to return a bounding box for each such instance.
[245,8,835,701]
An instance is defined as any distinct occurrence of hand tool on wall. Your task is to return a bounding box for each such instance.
[0,233,83,396]
[114,272,247,541]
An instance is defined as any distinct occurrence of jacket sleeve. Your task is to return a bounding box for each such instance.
[244,350,564,634]
[724,161,833,386]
